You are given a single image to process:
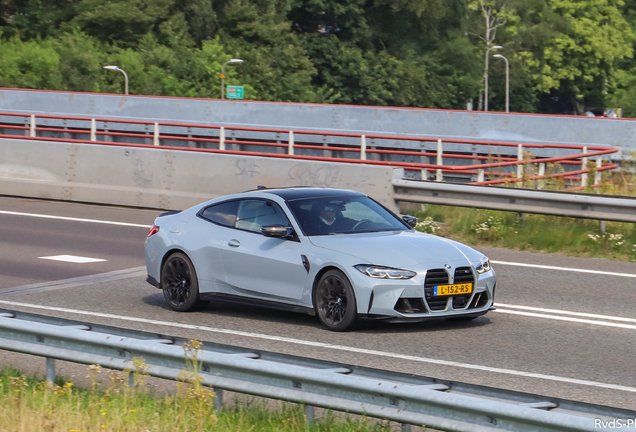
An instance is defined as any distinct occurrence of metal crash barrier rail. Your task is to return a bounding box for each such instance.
[0,111,619,187]
[0,308,633,432]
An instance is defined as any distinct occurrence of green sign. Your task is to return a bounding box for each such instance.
[226,85,244,99]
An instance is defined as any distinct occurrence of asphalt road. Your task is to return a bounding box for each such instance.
[0,195,635,411]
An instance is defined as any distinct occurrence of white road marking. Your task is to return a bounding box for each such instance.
[3,209,636,279]
[497,303,636,323]
[494,309,636,330]
[0,300,634,394]
[491,260,636,278]
[38,255,107,264]
[0,210,151,228]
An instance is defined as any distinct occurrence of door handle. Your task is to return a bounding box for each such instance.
[228,239,241,248]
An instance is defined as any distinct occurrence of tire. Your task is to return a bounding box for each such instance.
[314,270,358,331]
[161,252,207,312]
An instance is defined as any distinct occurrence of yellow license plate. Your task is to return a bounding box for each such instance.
[433,283,473,296]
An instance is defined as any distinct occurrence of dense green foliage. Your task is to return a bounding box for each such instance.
[0,0,635,114]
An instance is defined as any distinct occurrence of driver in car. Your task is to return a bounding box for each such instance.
[315,203,355,234]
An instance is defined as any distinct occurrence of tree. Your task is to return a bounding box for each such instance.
[68,0,174,46]
[518,0,635,113]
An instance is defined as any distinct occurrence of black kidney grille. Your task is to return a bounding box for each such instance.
[452,267,474,309]
[454,267,474,284]
[424,268,449,310]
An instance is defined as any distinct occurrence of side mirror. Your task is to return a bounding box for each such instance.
[261,225,294,238]
[402,215,417,228]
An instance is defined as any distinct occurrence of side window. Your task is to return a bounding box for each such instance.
[199,200,239,227]
[235,200,290,233]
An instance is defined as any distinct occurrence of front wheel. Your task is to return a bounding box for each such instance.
[314,270,358,331]
[161,252,207,312]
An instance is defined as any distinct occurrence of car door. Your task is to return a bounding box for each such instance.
[194,200,240,292]
[220,199,308,302]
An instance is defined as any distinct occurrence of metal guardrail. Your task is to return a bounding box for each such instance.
[0,110,619,186]
[393,175,636,224]
[0,309,634,431]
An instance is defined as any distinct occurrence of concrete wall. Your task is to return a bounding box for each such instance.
[0,88,631,152]
[0,138,398,211]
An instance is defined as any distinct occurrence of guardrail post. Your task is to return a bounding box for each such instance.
[303,404,315,425]
[213,388,223,411]
[360,135,367,160]
[594,157,602,185]
[128,371,134,388]
[30,115,36,137]
[90,119,97,141]
[477,169,485,183]
[288,130,294,155]
[153,122,160,146]
[46,357,55,383]
[599,220,606,234]
[421,168,428,181]
[517,144,523,179]
[581,146,588,187]
[219,127,225,151]
[401,424,412,432]
[436,139,443,182]
[538,163,546,189]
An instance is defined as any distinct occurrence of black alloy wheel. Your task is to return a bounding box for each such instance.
[161,252,207,312]
[314,270,357,331]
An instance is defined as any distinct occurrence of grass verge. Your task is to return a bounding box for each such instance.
[0,359,392,432]
[409,205,636,262]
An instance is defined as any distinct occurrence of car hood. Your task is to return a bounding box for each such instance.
[308,230,484,268]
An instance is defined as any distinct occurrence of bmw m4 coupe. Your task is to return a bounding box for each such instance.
[145,187,496,331]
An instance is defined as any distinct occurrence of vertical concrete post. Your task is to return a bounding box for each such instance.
[517,144,523,179]
[288,131,294,155]
[401,424,412,432]
[360,135,367,160]
[436,139,443,182]
[421,168,428,181]
[600,220,606,234]
[30,115,36,137]
[594,157,602,185]
[581,146,588,187]
[477,169,485,183]
[219,127,225,151]
[153,122,160,146]
[90,119,97,141]
[128,371,134,389]
[46,357,55,383]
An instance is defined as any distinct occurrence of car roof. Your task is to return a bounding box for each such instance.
[258,187,365,201]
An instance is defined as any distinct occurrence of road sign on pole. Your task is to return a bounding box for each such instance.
[226,85,244,100]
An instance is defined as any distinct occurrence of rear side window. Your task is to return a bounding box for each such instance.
[199,200,239,227]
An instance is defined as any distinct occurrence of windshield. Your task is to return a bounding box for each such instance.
[287,196,409,236]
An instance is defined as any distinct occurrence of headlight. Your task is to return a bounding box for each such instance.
[476,257,491,274]
[355,265,416,279]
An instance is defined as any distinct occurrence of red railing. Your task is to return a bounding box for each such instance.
[0,111,619,187]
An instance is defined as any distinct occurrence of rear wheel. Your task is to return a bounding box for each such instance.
[314,270,357,331]
[161,252,207,312]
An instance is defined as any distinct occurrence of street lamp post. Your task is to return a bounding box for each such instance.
[484,45,502,112]
[103,66,129,95]
[493,54,509,113]
[221,59,244,99]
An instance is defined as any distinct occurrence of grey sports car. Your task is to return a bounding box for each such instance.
[145,187,496,331]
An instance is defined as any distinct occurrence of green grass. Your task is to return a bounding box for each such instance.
[0,365,393,432]
[410,205,636,262]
